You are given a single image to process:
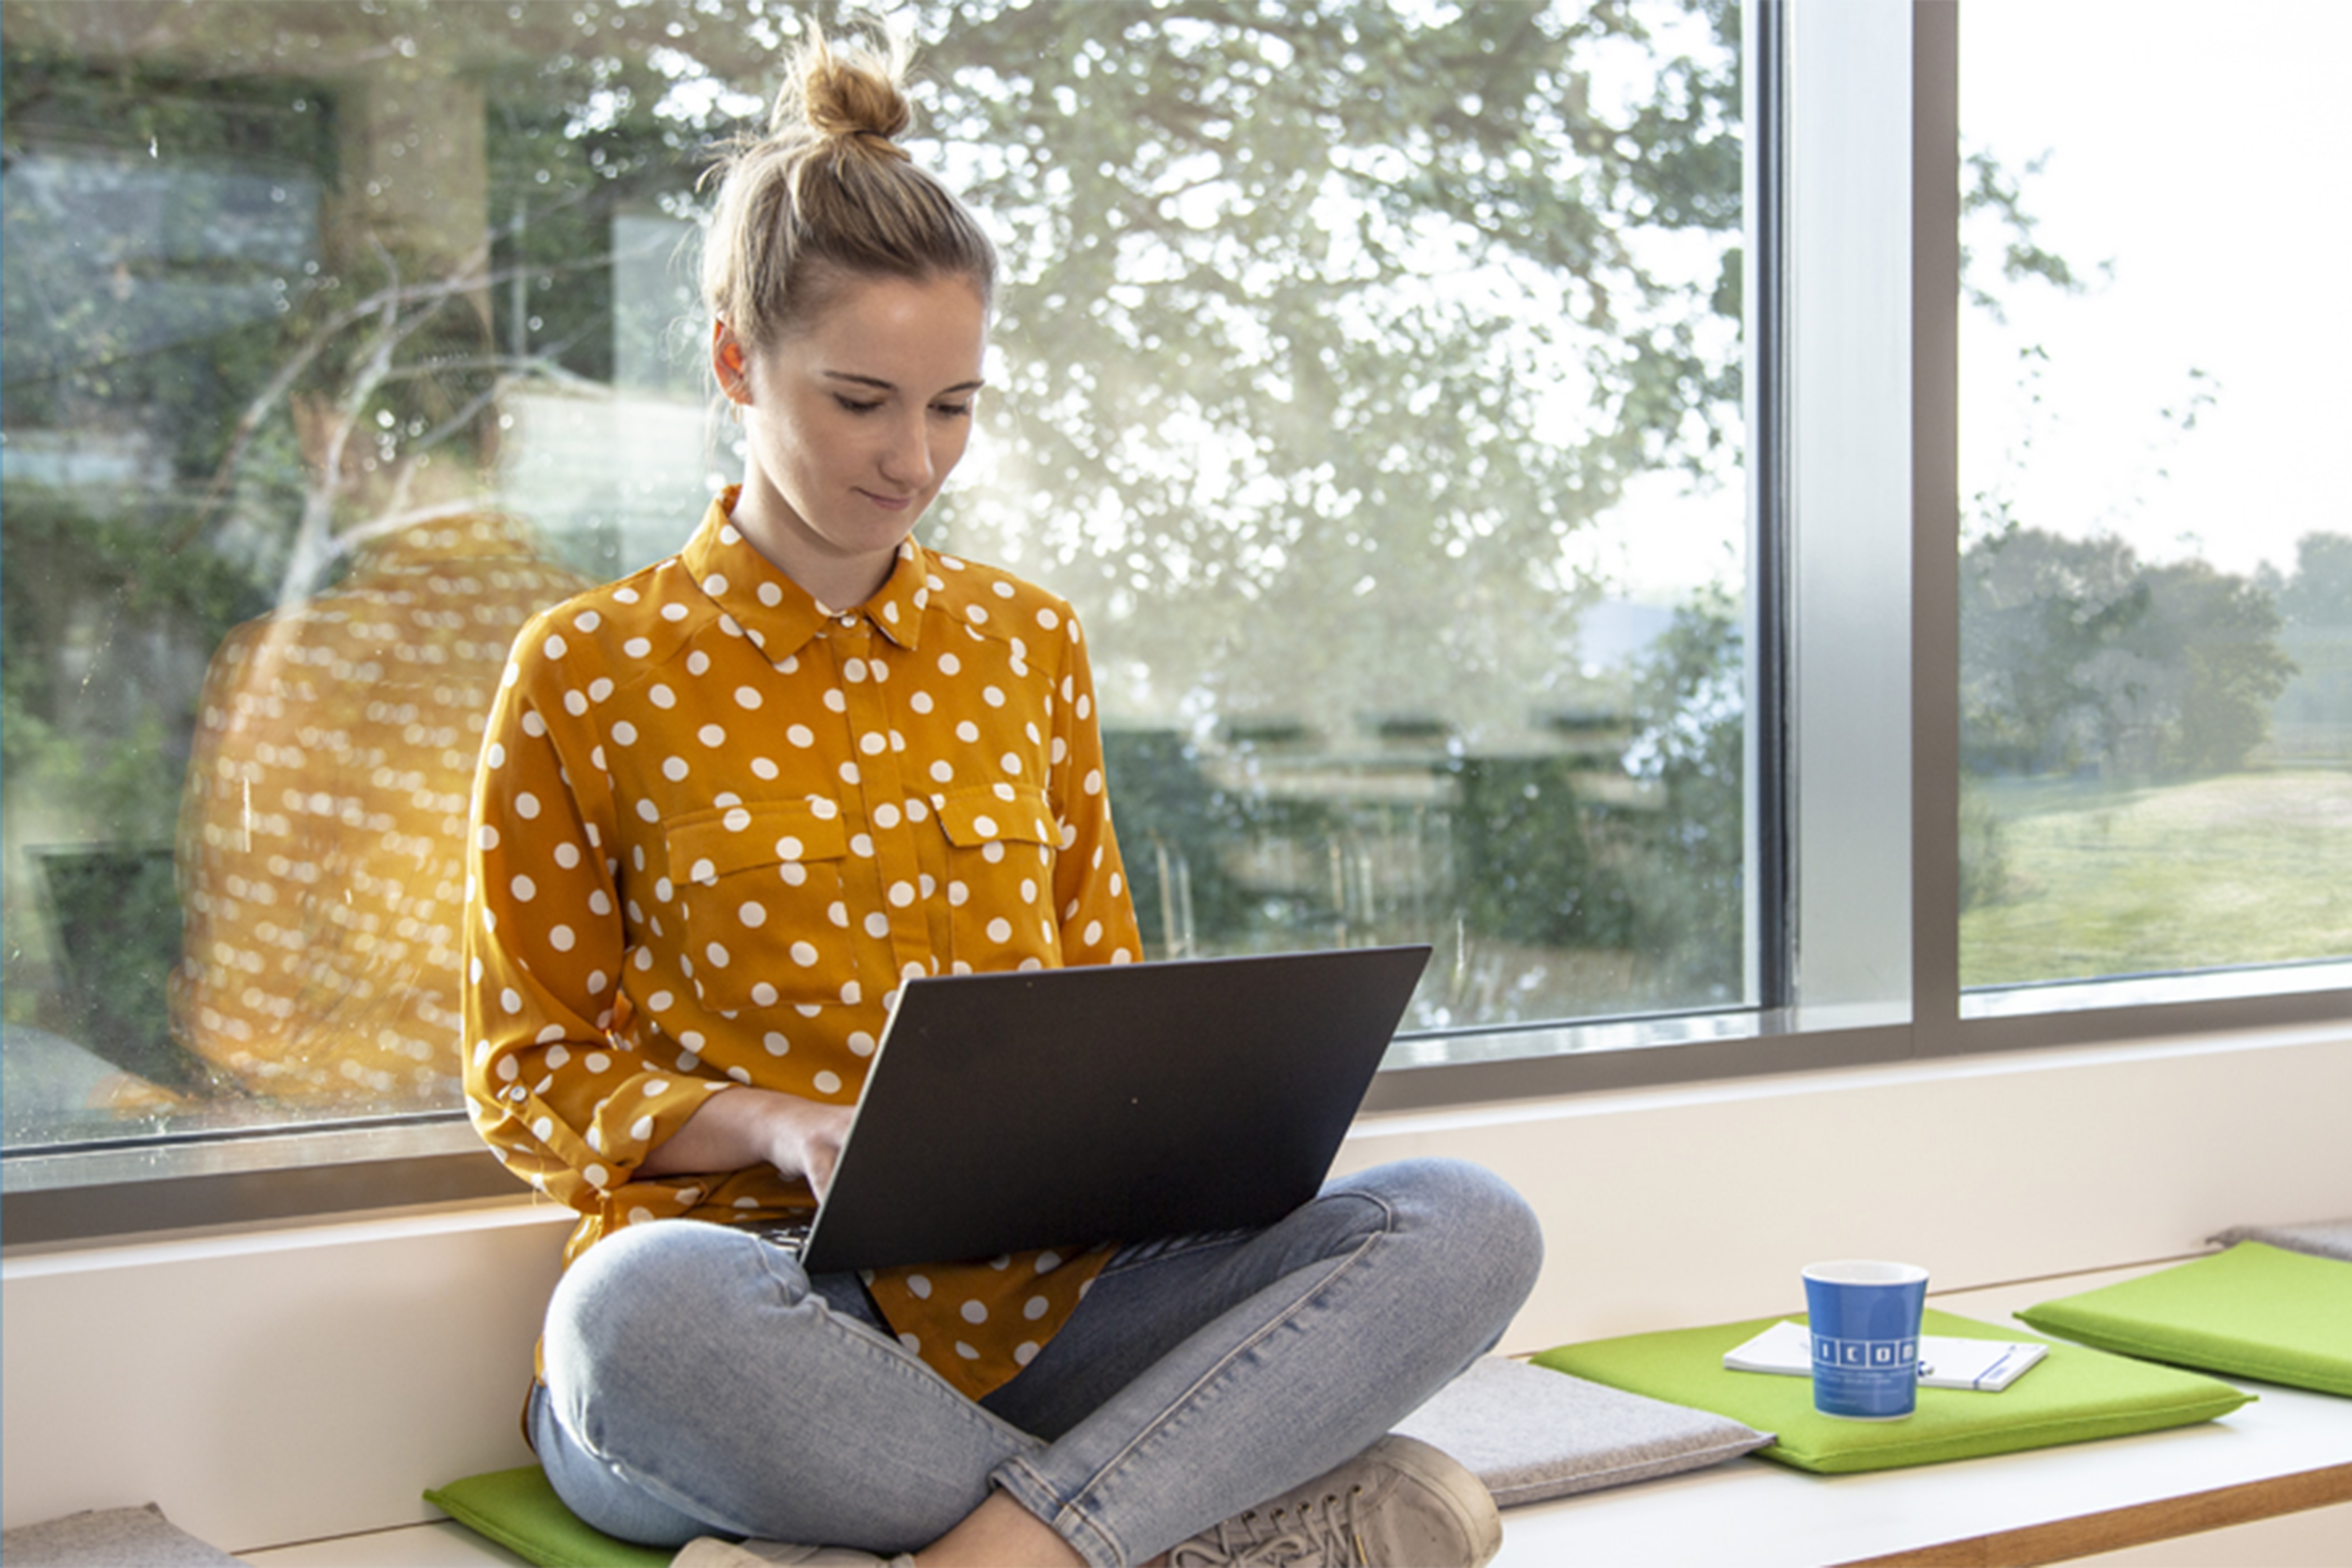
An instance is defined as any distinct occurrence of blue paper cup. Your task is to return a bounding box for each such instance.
[1802,1260,1929,1420]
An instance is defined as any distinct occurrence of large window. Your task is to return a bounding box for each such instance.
[1956,0,2352,1017]
[3,1,2344,1220]
[1,1,1751,1168]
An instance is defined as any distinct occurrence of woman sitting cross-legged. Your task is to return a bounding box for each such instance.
[460,28,1542,1568]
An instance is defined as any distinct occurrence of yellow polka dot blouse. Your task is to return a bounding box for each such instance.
[463,492,1144,1400]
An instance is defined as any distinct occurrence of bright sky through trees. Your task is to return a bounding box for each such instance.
[1960,0,2352,581]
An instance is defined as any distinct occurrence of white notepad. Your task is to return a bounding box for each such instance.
[1723,1320,2048,1392]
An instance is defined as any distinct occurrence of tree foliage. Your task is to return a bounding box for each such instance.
[1618,587,1743,995]
[1961,526,2295,779]
[2266,532,2352,766]
[3,0,2093,1050]
[883,0,1745,732]
[2277,532,2352,628]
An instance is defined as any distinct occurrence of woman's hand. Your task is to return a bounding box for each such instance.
[764,1091,856,1198]
[637,1086,856,1197]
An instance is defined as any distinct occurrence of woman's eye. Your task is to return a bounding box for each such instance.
[934,402,973,420]
[833,395,883,414]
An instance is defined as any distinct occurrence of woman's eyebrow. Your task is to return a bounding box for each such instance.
[823,370,987,395]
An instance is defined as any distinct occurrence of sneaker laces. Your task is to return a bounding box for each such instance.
[1170,1481,1369,1568]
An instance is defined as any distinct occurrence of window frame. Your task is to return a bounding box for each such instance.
[6,0,2347,1248]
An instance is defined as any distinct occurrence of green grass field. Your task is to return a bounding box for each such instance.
[1960,769,2352,987]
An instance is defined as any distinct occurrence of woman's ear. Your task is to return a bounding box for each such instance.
[712,321,754,405]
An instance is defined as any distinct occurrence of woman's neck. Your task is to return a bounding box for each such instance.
[726,484,898,614]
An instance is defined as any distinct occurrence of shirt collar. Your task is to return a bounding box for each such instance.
[679,488,932,663]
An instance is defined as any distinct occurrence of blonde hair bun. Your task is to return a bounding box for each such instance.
[787,30,914,157]
[702,22,994,352]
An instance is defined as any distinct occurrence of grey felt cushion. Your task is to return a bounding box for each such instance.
[0,1504,243,1567]
[1390,1355,1772,1506]
[2209,1216,2352,1265]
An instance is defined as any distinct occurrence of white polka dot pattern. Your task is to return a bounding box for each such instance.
[463,491,1137,1401]
[172,514,593,1107]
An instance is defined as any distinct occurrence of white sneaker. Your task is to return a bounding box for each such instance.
[1168,1435,1502,1568]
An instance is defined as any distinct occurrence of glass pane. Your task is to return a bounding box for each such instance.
[1958,1,2352,997]
[922,1,1751,1034]
[1,2,718,1149]
[2,0,1747,1158]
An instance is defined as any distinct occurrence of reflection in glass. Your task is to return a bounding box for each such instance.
[922,1,1751,1028]
[2,0,1749,1154]
[1959,2,2352,997]
[171,513,590,1109]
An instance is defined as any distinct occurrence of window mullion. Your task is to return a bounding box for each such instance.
[1745,0,1795,1014]
[1784,0,1915,1025]
[1911,0,1963,1049]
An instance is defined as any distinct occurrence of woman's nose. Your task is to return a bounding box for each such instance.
[878,411,934,487]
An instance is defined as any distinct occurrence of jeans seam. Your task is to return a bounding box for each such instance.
[1047,1188,1401,1560]
[991,1455,1123,1568]
[570,1331,1029,1540]
[559,1234,1040,1540]
[1094,1227,1256,1279]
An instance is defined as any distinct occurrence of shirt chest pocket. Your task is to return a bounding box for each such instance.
[932,785,1064,974]
[666,801,850,1014]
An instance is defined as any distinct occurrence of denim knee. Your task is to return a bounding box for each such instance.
[1339,1156,1544,1316]
[542,1220,797,1442]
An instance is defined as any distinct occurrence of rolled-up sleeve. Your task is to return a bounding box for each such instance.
[463,625,726,1222]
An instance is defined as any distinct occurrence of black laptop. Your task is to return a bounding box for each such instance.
[789,944,1430,1274]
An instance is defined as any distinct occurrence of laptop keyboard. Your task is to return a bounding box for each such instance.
[724,1216,813,1259]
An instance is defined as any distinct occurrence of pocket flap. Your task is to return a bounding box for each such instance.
[666,800,849,884]
[931,785,1059,850]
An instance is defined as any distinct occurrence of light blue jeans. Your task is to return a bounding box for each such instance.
[531,1157,1541,1568]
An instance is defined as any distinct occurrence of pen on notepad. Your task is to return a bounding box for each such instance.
[1916,1348,2027,1389]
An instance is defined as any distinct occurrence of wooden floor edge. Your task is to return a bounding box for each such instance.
[1832,1460,2352,1568]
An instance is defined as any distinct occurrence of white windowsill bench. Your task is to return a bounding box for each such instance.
[231,1262,2352,1568]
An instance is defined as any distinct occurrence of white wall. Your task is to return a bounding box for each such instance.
[1339,1022,2352,1349]
[6,1022,2351,1554]
[2,1201,572,1553]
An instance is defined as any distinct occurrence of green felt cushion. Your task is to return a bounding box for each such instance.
[1531,1308,2250,1474]
[2019,1242,2352,1398]
[425,1465,674,1568]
